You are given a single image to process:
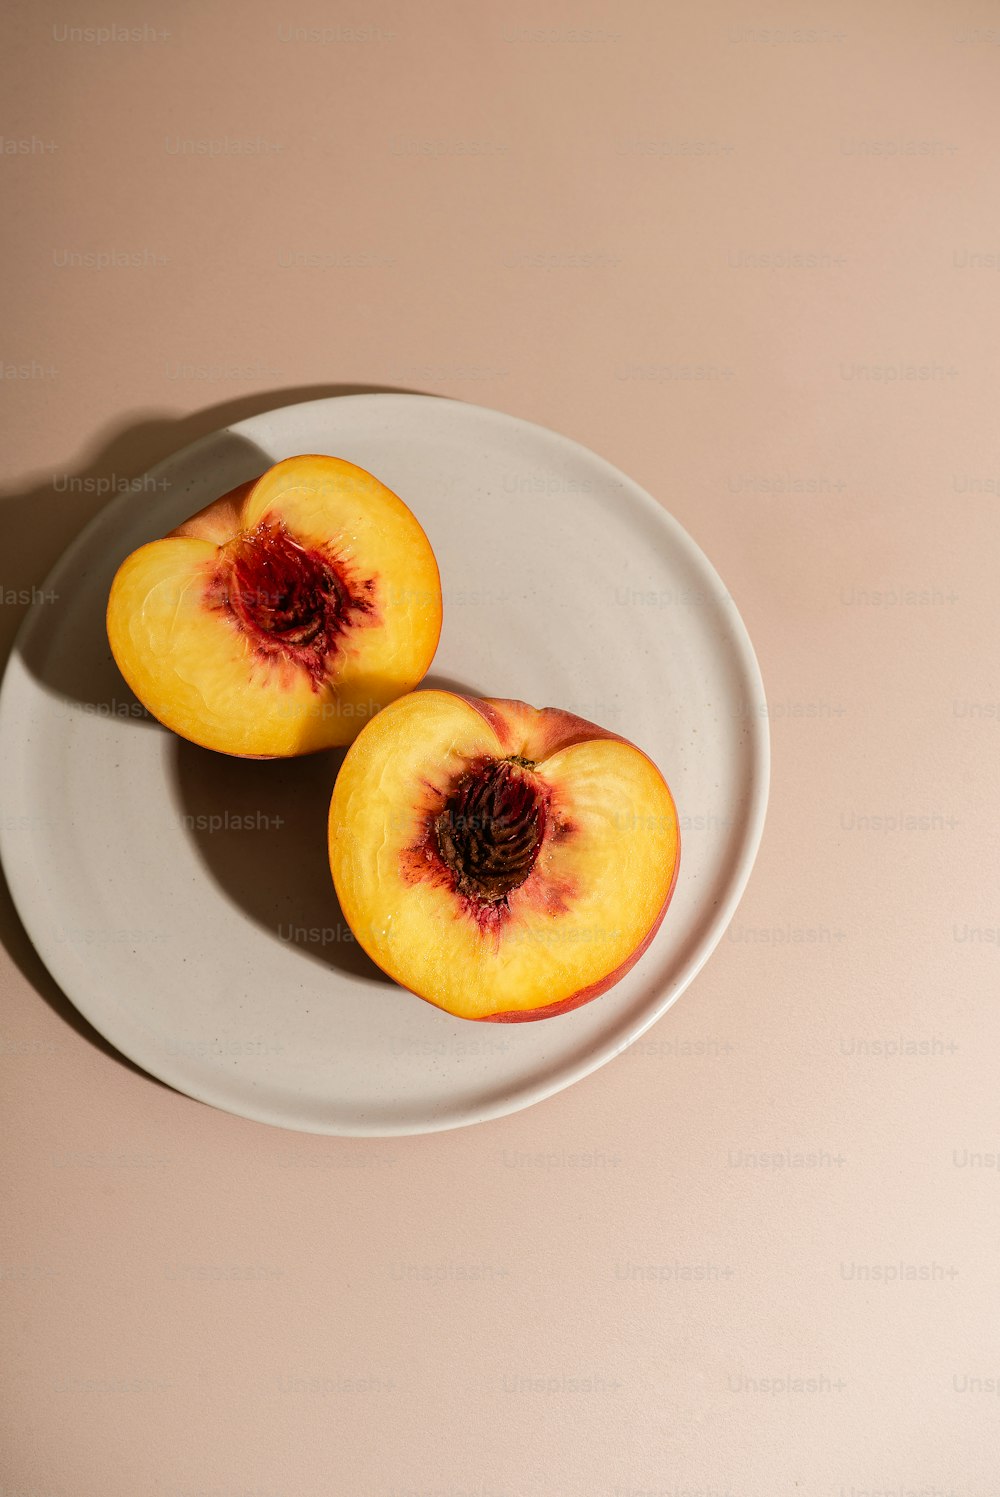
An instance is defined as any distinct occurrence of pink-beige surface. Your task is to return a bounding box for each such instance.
[2,0,999,1491]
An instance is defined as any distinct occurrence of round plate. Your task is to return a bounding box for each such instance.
[0,394,768,1135]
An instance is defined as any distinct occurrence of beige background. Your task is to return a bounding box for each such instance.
[2,0,999,1491]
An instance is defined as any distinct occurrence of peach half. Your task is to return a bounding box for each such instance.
[328,690,680,1021]
[106,455,442,756]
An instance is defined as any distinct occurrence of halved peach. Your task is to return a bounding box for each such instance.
[328,690,680,1021]
[106,455,442,756]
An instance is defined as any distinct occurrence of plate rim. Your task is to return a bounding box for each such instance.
[0,392,770,1135]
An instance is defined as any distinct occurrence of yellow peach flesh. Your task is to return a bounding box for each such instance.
[106,455,442,757]
[328,690,680,1021]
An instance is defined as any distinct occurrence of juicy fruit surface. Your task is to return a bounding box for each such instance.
[329,691,680,1021]
[209,519,373,688]
[106,455,441,757]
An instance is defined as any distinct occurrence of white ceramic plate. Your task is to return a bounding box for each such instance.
[0,394,768,1135]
